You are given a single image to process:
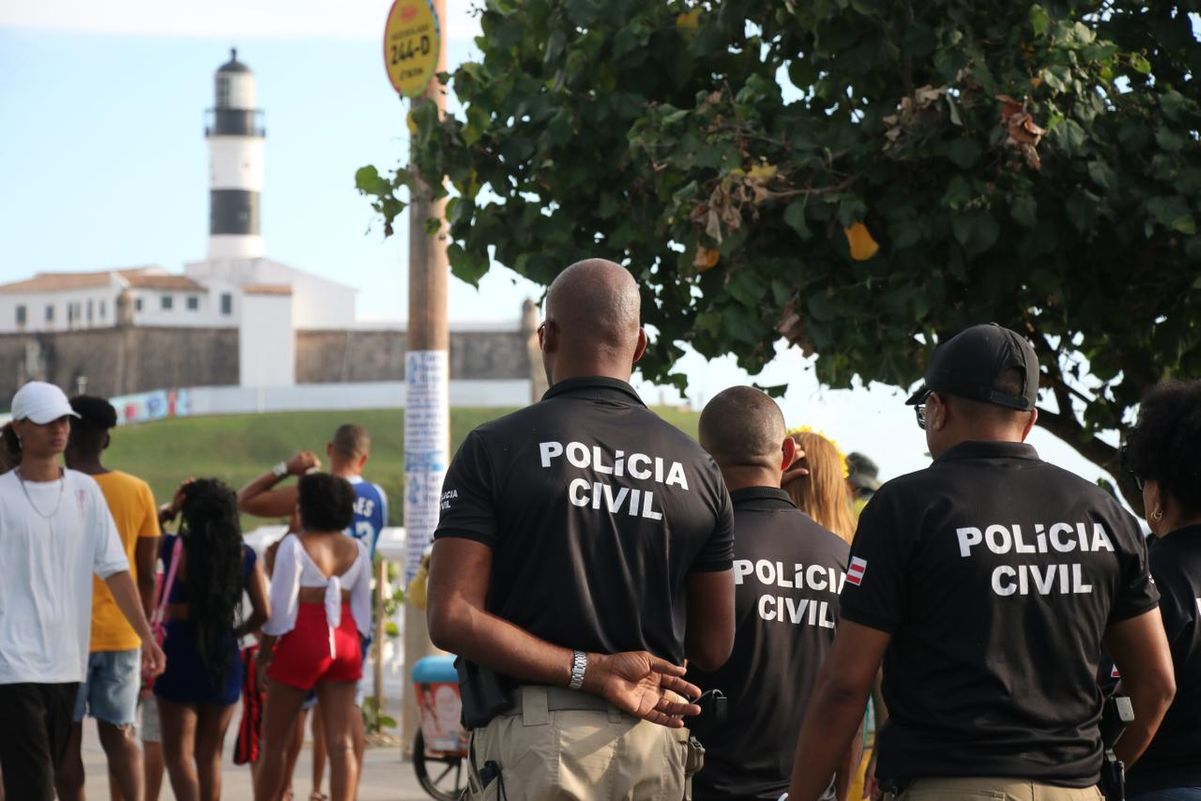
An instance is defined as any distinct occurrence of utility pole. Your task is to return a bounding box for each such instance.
[401,0,448,757]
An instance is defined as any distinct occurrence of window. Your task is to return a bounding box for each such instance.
[216,75,231,107]
[45,304,55,323]
[161,294,173,311]
[134,297,143,312]
[16,305,26,328]
[67,303,76,324]
[220,293,233,315]
[87,300,94,323]
[100,299,107,320]
[186,295,199,311]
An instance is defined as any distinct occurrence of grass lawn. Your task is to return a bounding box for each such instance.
[105,405,701,528]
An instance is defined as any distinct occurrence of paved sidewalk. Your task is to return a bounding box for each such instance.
[81,721,436,800]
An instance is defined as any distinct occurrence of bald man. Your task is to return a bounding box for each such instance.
[690,387,851,801]
[428,259,736,801]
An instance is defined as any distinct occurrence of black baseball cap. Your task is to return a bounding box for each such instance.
[905,323,1039,411]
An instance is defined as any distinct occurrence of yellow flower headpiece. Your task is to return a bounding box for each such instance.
[787,426,850,479]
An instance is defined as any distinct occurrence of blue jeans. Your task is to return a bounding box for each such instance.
[1129,790,1201,801]
[72,650,140,726]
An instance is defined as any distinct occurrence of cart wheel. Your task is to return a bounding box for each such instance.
[413,729,467,801]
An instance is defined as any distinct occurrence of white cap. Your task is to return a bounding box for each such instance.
[10,381,79,425]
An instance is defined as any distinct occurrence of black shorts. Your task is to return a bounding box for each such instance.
[0,682,80,801]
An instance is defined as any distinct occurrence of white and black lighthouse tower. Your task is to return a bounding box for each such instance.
[205,49,265,260]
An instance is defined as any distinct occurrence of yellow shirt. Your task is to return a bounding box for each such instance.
[90,471,160,652]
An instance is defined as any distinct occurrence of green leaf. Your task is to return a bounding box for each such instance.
[1053,119,1088,156]
[944,139,982,169]
[784,200,812,239]
[1030,5,1050,37]
[1130,53,1152,75]
[1010,195,1038,228]
[1147,196,1196,235]
[951,210,999,257]
[1087,160,1115,190]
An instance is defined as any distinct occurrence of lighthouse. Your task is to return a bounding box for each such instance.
[205,48,265,260]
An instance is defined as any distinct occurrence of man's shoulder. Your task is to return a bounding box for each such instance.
[63,468,103,492]
[92,469,152,494]
[739,506,850,563]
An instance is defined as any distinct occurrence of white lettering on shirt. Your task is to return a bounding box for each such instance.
[957,521,1113,597]
[538,441,690,525]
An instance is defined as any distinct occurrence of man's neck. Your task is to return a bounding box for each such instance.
[719,467,782,494]
[550,361,632,386]
[18,455,63,482]
[65,455,107,476]
[329,460,360,480]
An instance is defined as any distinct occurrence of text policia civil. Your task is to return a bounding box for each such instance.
[538,439,689,520]
[733,558,846,629]
[956,520,1117,597]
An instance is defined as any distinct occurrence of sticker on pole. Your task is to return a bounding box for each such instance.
[383,0,440,97]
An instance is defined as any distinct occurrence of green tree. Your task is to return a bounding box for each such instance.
[359,0,1201,511]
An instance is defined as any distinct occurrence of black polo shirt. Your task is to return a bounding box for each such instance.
[689,487,848,801]
[840,440,1159,787]
[1126,524,1201,795]
[434,377,735,679]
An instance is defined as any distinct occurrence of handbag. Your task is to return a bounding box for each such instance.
[144,536,183,687]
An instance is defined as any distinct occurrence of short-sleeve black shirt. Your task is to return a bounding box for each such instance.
[689,487,849,801]
[434,377,734,677]
[840,441,1159,787]
[1125,524,1201,794]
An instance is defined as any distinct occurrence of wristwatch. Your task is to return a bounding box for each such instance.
[271,461,288,478]
[569,650,587,690]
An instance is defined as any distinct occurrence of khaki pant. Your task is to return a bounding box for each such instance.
[897,777,1105,801]
[467,685,691,801]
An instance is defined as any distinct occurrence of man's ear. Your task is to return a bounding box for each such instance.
[102,432,111,452]
[1020,408,1038,441]
[631,327,648,365]
[781,436,798,471]
[538,321,556,353]
[929,393,948,432]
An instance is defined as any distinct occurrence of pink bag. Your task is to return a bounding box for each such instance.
[144,537,183,686]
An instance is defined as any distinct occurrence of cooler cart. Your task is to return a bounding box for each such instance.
[412,655,468,801]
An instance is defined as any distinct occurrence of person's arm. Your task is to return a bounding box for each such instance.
[106,570,166,677]
[862,672,887,799]
[235,555,271,639]
[684,570,735,671]
[427,536,702,727]
[1104,608,1176,766]
[834,718,865,801]
[134,537,159,618]
[788,621,891,801]
[237,451,318,517]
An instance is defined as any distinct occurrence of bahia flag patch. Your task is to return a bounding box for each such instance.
[846,556,868,586]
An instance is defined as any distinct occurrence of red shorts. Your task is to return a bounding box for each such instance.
[267,602,362,691]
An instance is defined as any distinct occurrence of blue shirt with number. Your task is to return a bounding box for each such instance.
[346,475,388,561]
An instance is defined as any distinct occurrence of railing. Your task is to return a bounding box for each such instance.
[205,108,266,137]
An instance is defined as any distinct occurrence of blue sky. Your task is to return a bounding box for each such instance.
[0,1,1118,487]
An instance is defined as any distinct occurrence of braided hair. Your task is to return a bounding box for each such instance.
[177,478,245,684]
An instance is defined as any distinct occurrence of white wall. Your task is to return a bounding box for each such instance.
[239,292,295,386]
[183,379,530,415]
[185,257,356,329]
[0,285,123,333]
[208,137,264,191]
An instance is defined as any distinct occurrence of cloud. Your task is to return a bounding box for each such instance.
[0,0,482,41]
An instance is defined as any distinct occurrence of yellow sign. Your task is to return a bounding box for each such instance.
[383,0,440,97]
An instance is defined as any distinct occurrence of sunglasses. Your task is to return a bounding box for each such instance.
[1119,441,1145,491]
[913,390,933,430]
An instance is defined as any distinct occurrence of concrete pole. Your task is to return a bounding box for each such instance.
[401,0,448,759]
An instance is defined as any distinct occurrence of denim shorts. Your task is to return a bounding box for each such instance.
[73,649,141,726]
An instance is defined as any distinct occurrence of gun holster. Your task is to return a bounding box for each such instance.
[456,658,516,730]
[1099,695,1134,801]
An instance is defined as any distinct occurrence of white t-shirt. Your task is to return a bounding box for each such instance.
[0,469,128,684]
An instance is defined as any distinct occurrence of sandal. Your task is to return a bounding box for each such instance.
[310,794,328,801]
